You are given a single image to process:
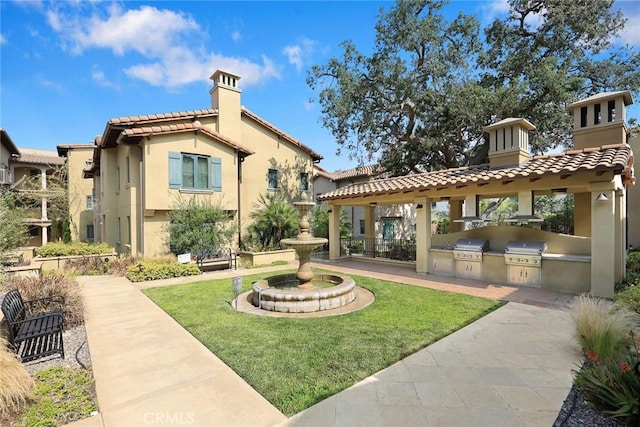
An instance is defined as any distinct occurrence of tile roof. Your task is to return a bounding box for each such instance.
[331,164,384,181]
[121,123,255,156]
[241,107,323,161]
[109,109,219,126]
[13,148,66,166]
[317,143,632,201]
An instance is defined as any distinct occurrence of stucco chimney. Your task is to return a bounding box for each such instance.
[568,91,633,150]
[210,70,242,142]
[484,118,536,169]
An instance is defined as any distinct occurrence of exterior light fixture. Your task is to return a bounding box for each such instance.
[369,202,377,207]
[596,193,608,202]
[416,204,424,209]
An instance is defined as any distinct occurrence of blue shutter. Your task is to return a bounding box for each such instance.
[211,157,222,191]
[168,152,181,189]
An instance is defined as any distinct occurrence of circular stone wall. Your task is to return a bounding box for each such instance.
[251,273,357,313]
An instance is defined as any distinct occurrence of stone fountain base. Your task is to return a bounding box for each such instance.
[251,273,356,313]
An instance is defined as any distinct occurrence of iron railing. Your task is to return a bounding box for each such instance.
[340,237,416,262]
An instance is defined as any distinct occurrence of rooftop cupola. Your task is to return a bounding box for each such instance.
[484,118,536,169]
[568,91,633,150]
[209,70,242,141]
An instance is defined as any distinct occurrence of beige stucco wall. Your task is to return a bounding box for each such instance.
[431,225,591,255]
[629,135,640,248]
[65,147,95,242]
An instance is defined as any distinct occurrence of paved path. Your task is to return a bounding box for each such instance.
[70,259,583,427]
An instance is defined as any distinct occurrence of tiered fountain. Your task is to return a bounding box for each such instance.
[251,193,357,313]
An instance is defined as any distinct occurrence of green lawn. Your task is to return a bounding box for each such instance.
[143,270,502,416]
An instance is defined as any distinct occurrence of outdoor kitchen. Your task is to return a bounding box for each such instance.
[320,91,635,299]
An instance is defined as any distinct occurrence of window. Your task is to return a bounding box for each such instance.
[594,103,601,125]
[300,172,309,191]
[29,226,39,237]
[30,169,39,177]
[608,100,616,122]
[127,216,131,244]
[86,195,94,210]
[126,156,131,184]
[382,219,395,241]
[116,166,120,191]
[359,219,365,235]
[580,107,588,128]
[168,152,222,191]
[117,217,121,243]
[86,224,94,241]
[268,169,279,190]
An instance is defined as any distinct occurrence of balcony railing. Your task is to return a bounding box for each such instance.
[340,237,416,262]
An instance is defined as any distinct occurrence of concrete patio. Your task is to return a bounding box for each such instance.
[68,259,583,427]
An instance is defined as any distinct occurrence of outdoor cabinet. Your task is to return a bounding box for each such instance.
[456,261,482,280]
[431,257,454,276]
[507,265,541,287]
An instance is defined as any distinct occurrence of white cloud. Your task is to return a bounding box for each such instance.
[282,38,315,72]
[91,67,120,90]
[231,30,242,42]
[43,3,280,89]
[619,13,640,45]
[0,34,6,45]
[480,0,510,23]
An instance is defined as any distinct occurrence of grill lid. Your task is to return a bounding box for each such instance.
[504,241,547,255]
[453,239,489,252]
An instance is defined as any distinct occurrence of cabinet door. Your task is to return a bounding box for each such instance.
[456,261,482,280]
[521,267,541,287]
[432,257,454,276]
[507,265,523,284]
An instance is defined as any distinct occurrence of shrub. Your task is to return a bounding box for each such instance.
[1,272,84,328]
[35,242,114,257]
[0,337,34,416]
[64,255,135,277]
[625,251,640,286]
[615,285,640,315]
[573,352,640,424]
[126,259,200,282]
[570,294,639,364]
[245,193,298,251]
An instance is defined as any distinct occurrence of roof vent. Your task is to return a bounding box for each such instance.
[484,118,535,169]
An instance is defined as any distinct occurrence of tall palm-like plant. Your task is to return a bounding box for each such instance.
[246,193,298,251]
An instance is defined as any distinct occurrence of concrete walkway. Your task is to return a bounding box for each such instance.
[72,259,583,427]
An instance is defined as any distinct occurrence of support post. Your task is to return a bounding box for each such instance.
[415,196,431,273]
[328,203,341,260]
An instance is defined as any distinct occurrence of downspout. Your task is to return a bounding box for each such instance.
[237,152,244,248]
[117,132,144,257]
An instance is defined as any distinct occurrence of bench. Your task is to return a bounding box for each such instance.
[196,248,237,271]
[1,289,65,362]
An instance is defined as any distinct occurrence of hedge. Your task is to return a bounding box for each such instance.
[126,260,201,282]
[35,242,115,257]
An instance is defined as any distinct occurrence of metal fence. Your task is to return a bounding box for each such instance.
[340,237,416,262]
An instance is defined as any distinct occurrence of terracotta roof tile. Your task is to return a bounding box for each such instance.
[241,107,322,161]
[110,109,219,125]
[317,144,632,201]
[121,123,255,156]
[13,148,66,166]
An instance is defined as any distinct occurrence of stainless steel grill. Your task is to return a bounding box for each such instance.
[453,239,489,261]
[504,241,547,266]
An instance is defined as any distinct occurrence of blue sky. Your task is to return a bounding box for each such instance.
[1,1,639,172]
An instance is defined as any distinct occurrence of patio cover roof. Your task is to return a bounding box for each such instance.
[317,143,633,202]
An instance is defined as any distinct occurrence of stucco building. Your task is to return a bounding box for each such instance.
[319,91,636,299]
[83,70,322,257]
[1,129,67,247]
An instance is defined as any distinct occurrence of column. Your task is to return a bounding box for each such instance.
[328,203,341,260]
[590,189,615,298]
[615,188,626,280]
[41,168,48,245]
[365,205,376,256]
[449,199,463,233]
[415,196,432,273]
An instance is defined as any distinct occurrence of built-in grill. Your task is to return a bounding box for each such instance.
[453,239,489,261]
[504,241,547,265]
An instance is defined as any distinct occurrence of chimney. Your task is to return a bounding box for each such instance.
[567,91,633,150]
[484,118,536,169]
[209,70,242,142]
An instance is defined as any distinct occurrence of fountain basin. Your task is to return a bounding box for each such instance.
[252,273,356,313]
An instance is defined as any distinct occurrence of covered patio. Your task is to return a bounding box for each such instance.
[319,91,635,299]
